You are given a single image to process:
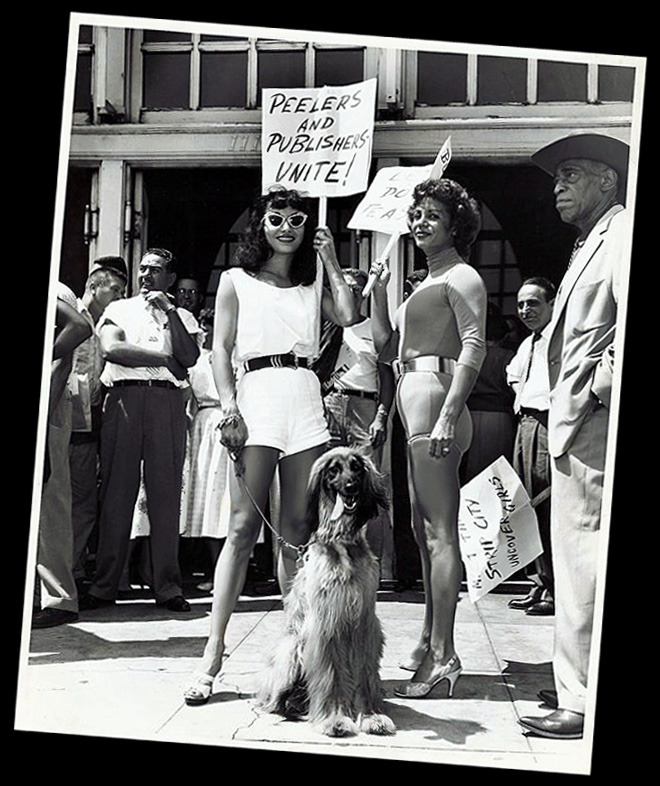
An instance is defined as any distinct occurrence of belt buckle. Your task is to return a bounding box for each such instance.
[392,359,401,377]
[292,354,299,369]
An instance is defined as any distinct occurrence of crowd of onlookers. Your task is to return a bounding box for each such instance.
[33,248,556,630]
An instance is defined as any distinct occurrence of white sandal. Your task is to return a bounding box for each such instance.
[184,673,215,706]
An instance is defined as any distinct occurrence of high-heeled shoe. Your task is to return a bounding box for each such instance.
[393,655,462,699]
[184,673,215,706]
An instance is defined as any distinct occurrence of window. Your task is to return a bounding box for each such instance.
[137,30,367,113]
[200,51,248,107]
[74,25,94,115]
[598,65,635,102]
[537,60,588,102]
[416,52,467,105]
[477,56,527,104]
[143,51,191,108]
[315,48,365,87]
[258,49,306,93]
[411,51,628,112]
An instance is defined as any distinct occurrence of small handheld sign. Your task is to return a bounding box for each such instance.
[354,137,453,296]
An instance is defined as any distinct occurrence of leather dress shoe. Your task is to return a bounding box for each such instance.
[519,708,584,739]
[79,593,115,610]
[159,595,191,612]
[538,689,558,709]
[508,586,542,610]
[32,608,79,629]
[526,599,555,616]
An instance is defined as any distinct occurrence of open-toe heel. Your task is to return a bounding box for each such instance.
[184,673,215,706]
[394,655,462,699]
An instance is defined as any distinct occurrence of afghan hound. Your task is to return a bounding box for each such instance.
[257,447,396,737]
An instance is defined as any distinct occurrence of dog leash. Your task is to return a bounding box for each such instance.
[228,450,309,566]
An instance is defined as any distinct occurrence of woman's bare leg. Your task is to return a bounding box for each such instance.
[401,466,433,669]
[197,446,280,677]
[276,443,327,594]
[406,438,463,681]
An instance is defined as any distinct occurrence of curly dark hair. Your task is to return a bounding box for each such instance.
[232,188,317,286]
[407,178,482,259]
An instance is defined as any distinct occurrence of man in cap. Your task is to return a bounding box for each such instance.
[68,257,127,590]
[519,134,630,739]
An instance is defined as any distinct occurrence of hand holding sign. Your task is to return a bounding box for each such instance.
[363,234,397,297]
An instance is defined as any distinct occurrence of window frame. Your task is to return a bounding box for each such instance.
[131,31,375,122]
[405,51,633,118]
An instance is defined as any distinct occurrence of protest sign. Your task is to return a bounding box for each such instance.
[347,164,432,235]
[458,455,543,604]
[354,136,453,296]
[261,79,377,199]
[348,136,452,235]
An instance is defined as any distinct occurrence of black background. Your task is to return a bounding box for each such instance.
[16,5,649,780]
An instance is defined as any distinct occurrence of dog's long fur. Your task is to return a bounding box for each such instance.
[257,447,396,737]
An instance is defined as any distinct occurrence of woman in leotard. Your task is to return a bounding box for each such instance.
[184,188,358,706]
[370,178,487,698]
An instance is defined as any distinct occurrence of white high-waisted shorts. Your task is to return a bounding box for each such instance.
[237,366,330,457]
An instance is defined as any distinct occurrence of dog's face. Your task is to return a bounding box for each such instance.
[306,447,389,537]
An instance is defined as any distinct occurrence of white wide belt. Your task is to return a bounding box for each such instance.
[393,355,455,376]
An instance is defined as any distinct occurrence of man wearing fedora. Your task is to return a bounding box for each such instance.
[518,133,630,740]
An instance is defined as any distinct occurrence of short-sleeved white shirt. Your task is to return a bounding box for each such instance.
[98,295,200,387]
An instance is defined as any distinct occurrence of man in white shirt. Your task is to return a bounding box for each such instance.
[80,248,200,613]
[506,277,555,617]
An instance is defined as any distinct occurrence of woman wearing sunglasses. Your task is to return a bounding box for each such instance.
[370,178,487,699]
[184,187,358,706]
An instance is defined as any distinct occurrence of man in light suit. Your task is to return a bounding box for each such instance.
[519,133,630,740]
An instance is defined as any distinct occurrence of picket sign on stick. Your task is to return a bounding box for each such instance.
[457,455,543,604]
[351,136,453,297]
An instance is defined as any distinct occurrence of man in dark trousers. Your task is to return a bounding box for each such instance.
[519,133,630,740]
[80,248,200,612]
[506,277,555,617]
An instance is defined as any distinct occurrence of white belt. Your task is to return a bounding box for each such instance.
[393,355,455,376]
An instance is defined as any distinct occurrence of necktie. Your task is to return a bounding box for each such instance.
[567,237,585,270]
[515,332,542,413]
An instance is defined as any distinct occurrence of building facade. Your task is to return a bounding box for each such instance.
[61,22,636,314]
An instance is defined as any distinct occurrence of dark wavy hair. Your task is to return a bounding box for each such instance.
[407,178,482,259]
[232,188,317,286]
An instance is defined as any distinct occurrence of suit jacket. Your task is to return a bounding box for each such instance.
[546,204,629,458]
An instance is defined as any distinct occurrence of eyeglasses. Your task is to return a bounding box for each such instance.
[177,288,199,295]
[263,212,308,230]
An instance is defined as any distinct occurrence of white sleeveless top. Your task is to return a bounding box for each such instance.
[227,258,323,365]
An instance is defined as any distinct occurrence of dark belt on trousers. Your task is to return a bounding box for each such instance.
[244,353,311,373]
[519,407,548,428]
[111,379,179,390]
[328,388,377,401]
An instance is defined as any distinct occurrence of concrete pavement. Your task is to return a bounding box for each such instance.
[15,586,596,774]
